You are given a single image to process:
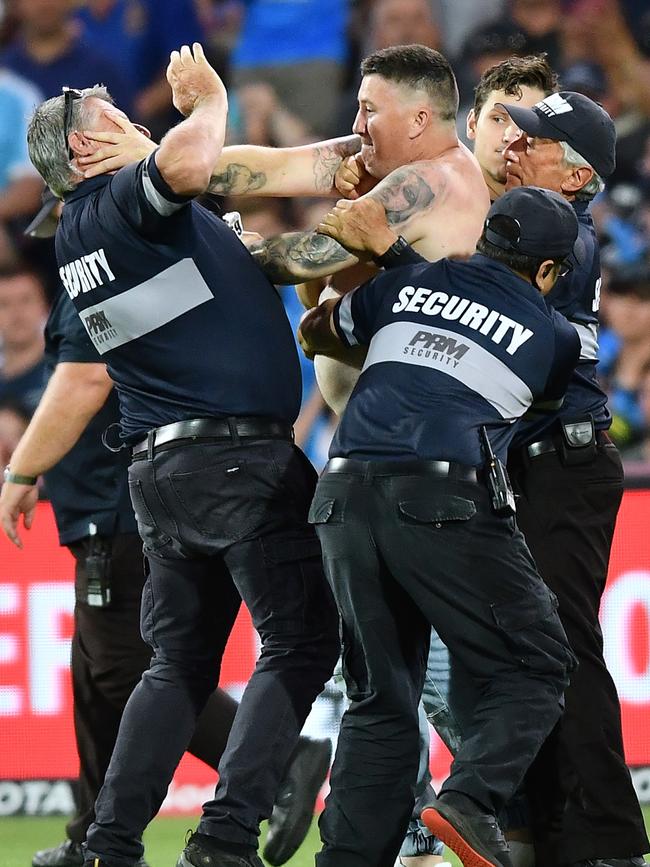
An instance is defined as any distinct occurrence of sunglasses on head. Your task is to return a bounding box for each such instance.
[62,86,83,161]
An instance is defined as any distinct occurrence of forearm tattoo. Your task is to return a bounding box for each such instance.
[312,136,361,193]
[208,163,267,195]
[250,232,354,284]
[371,166,436,226]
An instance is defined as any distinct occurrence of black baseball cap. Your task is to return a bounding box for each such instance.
[496,91,616,178]
[484,186,579,260]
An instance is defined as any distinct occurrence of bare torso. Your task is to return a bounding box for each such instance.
[316,141,490,414]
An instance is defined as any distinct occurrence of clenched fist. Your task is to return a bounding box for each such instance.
[166,42,227,117]
[334,154,377,199]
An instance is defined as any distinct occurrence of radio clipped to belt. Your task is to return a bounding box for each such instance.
[480,426,516,517]
[85,522,112,607]
[558,414,596,466]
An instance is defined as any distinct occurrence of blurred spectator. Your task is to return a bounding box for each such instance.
[75,0,204,140]
[0,396,30,472]
[505,0,563,69]
[337,0,442,133]
[561,61,608,104]
[433,0,505,59]
[0,67,43,261]
[564,0,650,117]
[230,0,349,138]
[369,0,441,52]
[229,81,314,147]
[599,184,648,267]
[599,264,650,448]
[0,266,48,416]
[0,0,131,110]
[620,361,650,462]
[455,21,527,139]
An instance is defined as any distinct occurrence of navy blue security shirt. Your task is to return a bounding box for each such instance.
[511,199,610,447]
[55,153,301,443]
[43,289,136,546]
[331,254,580,465]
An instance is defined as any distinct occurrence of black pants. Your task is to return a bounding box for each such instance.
[310,464,574,867]
[509,443,650,865]
[85,439,339,867]
[67,533,247,844]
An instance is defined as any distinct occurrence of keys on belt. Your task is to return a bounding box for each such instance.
[525,427,612,463]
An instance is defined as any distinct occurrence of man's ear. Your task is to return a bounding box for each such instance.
[466,108,477,141]
[68,130,95,158]
[561,165,594,197]
[409,107,432,140]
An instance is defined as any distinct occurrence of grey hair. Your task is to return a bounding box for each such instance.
[27,85,114,198]
[560,140,605,201]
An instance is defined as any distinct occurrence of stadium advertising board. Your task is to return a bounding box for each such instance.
[1,496,649,815]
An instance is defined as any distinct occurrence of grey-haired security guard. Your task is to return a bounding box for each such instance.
[25,45,339,867]
[299,187,581,867]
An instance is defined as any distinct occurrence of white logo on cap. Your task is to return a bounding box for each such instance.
[536,93,574,117]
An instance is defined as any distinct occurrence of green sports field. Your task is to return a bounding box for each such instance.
[4,810,650,867]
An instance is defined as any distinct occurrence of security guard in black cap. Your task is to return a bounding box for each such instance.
[299,187,581,867]
[499,93,649,867]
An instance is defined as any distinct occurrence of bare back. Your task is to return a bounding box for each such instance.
[316,141,490,414]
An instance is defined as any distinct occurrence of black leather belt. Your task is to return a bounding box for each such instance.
[132,417,293,459]
[526,429,612,460]
[324,457,479,482]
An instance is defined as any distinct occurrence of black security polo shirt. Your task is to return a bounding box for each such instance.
[331,254,580,466]
[43,288,136,545]
[512,199,610,447]
[55,153,301,443]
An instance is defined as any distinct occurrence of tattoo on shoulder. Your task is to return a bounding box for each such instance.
[312,136,362,193]
[208,163,267,195]
[251,232,353,283]
[371,166,436,226]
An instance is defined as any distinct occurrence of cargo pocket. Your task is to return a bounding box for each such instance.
[397,496,476,527]
[260,533,327,633]
[491,588,570,674]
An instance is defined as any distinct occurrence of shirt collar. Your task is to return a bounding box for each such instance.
[572,198,591,218]
[64,174,110,203]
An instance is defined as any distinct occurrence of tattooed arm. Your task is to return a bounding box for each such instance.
[207,135,361,196]
[249,232,357,284]
[250,162,438,283]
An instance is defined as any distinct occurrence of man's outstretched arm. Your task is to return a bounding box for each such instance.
[81,122,361,198]
[207,136,361,196]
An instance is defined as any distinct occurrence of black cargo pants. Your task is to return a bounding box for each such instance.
[84,438,339,866]
[310,461,575,867]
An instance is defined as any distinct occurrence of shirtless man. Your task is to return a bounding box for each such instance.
[249,44,489,414]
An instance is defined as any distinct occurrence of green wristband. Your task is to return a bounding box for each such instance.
[3,466,38,485]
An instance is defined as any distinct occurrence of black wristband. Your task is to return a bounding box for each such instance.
[373,235,427,269]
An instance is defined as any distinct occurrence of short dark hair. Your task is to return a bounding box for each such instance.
[477,229,565,282]
[361,44,459,122]
[473,54,558,117]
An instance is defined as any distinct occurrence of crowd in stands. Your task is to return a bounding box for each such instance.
[1,0,650,472]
